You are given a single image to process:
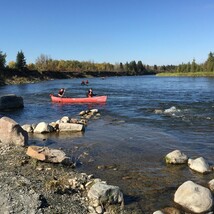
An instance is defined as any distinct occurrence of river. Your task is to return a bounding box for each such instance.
[1,76,214,213]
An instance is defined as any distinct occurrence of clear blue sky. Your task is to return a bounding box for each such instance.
[1,0,214,66]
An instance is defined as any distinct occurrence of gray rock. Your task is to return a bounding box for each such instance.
[0,116,28,146]
[0,94,24,110]
[59,122,84,132]
[165,150,188,164]
[87,181,123,206]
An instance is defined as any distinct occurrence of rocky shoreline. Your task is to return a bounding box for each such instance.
[1,93,214,213]
[0,109,127,214]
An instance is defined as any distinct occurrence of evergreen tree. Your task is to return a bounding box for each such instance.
[0,50,7,69]
[137,60,145,74]
[204,52,214,72]
[191,58,197,72]
[16,50,26,70]
[129,60,137,74]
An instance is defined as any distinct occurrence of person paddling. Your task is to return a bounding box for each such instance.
[87,88,94,97]
[58,88,65,97]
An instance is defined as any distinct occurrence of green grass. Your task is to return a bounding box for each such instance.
[156,72,214,77]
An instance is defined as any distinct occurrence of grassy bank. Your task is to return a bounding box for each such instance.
[156,72,214,77]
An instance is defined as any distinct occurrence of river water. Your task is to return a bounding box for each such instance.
[1,76,214,213]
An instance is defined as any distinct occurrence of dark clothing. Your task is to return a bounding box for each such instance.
[58,88,65,97]
[87,89,94,97]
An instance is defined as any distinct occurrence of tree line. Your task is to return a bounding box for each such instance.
[0,50,214,78]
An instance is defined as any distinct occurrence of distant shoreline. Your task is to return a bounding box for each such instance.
[156,71,214,77]
[1,69,214,86]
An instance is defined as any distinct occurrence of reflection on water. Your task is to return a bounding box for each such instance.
[1,76,214,213]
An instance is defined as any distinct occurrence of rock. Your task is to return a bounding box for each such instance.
[188,157,211,174]
[154,109,163,114]
[79,110,86,116]
[49,122,59,130]
[95,206,103,214]
[208,179,214,191]
[90,109,99,115]
[26,146,71,164]
[70,118,78,123]
[22,124,33,133]
[0,94,24,110]
[59,122,84,132]
[60,116,70,123]
[174,180,213,213]
[34,122,54,133]
[87,181,123,206]
[164,106,180,114]
[153,211,164,214]
[165,150,188,164]
[0,116,28,146]
[162,207,181,214]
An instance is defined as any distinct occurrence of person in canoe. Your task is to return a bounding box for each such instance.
[87,88,94,97]
[86,80,89,85]
[81,80,85,85]
[58,88,65,97]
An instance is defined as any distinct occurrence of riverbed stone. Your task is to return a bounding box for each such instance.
[153,211,164,214]
[174,180,213,213]
[60,116,70,123]
[164,106,179,114]
[34,122,54,133]
[188,157,211,174]
[165,150,188,164]
[26,146,71,164]
[87,181,123,206]
[59,122,84,132]
[0,116,28,146]
[0,94,24,110]
[208,179,214,191]
[22,124,33,133]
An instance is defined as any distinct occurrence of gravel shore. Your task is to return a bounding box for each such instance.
[0,143,90,214]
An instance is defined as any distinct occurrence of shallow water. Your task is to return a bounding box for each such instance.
[1,76,214,213]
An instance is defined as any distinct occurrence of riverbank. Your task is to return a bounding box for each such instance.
[156,71,214,77]
[0,142,128,214]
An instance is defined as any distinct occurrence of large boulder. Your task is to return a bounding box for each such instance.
[174,180,213,213]
[0,116,28,146]
[0,94,24,110]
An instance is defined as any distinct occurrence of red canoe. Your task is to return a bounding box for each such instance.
[50,94,107,103]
